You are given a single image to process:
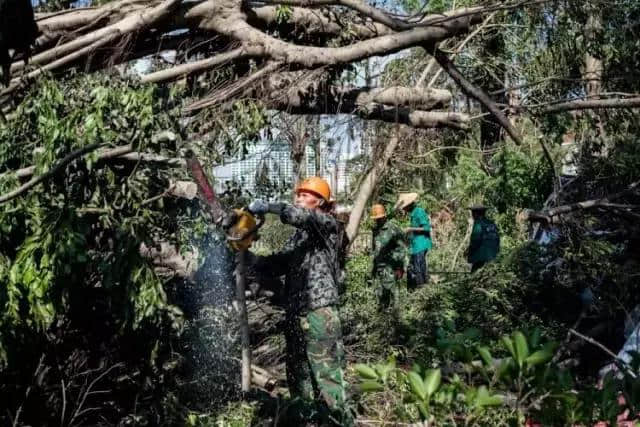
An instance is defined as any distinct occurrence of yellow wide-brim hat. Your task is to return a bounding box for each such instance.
[394,193,419,211]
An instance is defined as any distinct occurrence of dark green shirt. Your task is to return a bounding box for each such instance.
[409,206,432,254]
[467,217,500,264]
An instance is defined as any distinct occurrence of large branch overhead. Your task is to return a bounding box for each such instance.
[192,1,484,68]
[3,0,488,131]
[182,69,469,128]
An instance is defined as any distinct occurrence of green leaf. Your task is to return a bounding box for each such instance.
[416,401,429,420]
[475,386,503,407]
[424,369,441,397]
[408,371,427,401]
[358,380,384,393]
[514,331,530,367]
[501,335,516,359]
[375,357,396,384]
[496,358,513,380]
[477,346,493,367]
[529,327,541,349]
[526,343,556,367]
[355,364,379,380]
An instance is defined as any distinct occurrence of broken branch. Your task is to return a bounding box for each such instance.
[522,181,640,223]
[433,48,523,144]
[0,143,103,204]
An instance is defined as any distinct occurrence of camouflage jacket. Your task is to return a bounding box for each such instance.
[372,220,407,271]
[256,205,341,315]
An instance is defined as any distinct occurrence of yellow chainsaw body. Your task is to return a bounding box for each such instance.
[227,208,257,251]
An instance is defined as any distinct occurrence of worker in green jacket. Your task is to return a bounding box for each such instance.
[466,205,500,272]
[395,193,432,290]
[371,204,407,310]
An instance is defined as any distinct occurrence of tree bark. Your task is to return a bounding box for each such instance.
[346,134,400,241]
[583,5,606,140]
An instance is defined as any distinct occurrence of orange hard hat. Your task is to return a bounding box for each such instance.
[370,204,386,219]
[296,176,331,201]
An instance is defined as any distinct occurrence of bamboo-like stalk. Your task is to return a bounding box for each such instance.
[235,250,252,392]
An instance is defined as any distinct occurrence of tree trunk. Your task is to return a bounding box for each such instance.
[583,6,605,142]
[415,141,425,191]
[235,250,252,393]
[346,135,400,241]
[479,32,506,148]
[288,120,308,198]
[584,13,603,99]
[314,137,323,177]
[333,146,341,196]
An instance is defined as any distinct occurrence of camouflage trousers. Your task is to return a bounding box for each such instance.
[284,306,354,426]
[373,267,398,310]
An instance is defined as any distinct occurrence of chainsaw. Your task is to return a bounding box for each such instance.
[185,151,264,251]
[185,151,259,391]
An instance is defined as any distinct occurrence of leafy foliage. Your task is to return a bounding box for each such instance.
[0,74,192,425]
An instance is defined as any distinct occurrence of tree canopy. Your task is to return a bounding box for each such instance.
[2,0,640,425]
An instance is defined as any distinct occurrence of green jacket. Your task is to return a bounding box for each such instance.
[372,220,407,271]
[467,217,500,264]
[409,206,432,254]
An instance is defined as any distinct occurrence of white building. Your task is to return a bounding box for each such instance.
[212,120,361,198]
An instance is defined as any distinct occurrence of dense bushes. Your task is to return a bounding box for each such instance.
[0,75,196,425]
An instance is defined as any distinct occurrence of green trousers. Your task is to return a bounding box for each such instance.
[373,266,398,310]
[284,306,354,426]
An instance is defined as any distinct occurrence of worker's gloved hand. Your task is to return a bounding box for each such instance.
[248,199,269,215]
[221,211,239,230]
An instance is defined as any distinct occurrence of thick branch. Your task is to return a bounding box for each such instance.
[140,241,198,279]
[0,144,103,204]
[364,106,469,130]
[522,181,640,223]
[257,0,409,31]
[346,134,400,240]
[255,72,469,129]
[537,97,640,114]
[3,0,181,93]
[1,144,135,180]
[140,46,264,84]
[433,48,522,144]
[353,86,451,109]
[249,6,390,38]
[193,3,484,68]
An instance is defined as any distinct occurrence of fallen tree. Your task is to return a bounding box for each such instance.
[522,180,640,224]
[0,0,498,242]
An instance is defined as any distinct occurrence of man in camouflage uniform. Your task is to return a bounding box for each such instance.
[370,204,407,310]
[249,177,354,427]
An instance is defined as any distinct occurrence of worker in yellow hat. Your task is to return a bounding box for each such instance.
[370,203,407,310]
[248,176,354,426]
